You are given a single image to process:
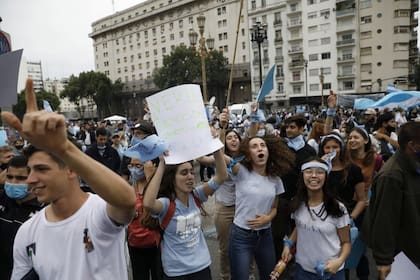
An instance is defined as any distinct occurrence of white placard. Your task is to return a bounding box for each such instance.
[146,84,223,164]
[387,252,420,280]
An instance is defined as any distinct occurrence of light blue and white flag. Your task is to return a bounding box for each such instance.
[256,64,276,103]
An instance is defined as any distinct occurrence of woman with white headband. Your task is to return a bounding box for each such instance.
[319,133,366,227]
[281,157,351,280]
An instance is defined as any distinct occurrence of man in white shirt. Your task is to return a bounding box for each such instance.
[1,79,136,280]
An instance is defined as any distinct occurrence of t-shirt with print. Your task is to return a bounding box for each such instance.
[154,187,210,277]
[292,201,350,273]
[11,194,128,280]
[233,164,285,230]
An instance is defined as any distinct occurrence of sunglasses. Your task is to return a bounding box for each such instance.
[6,174,28,181]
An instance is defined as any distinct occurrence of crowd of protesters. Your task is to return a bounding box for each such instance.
[1,80,420,280]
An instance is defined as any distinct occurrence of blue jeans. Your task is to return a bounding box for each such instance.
[229,224,276,280]
[295,263,345,280]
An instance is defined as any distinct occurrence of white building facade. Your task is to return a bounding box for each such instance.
[90,0,418,111]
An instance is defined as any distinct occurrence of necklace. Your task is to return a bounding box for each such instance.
[307,203,328,221]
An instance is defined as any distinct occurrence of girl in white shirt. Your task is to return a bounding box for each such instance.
[282,158,351,280]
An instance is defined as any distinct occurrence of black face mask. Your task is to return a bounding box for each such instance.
[386,126,396,134]
[15,145,24,150]
[0,163,8,170]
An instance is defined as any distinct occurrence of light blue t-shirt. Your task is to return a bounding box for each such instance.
[154,187,211,277]
[232,164,284,230]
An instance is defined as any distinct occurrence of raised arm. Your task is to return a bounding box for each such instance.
[143,156,165,214]
[201,148,228,196]
[1,79,136,224]
[325,91,337,134]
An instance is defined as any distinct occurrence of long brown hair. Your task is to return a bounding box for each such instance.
[239,135,295,177]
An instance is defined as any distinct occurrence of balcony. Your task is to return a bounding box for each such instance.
[288,19,302,28]
[274,19,282,26]
[290,79,304,84]
[337,73,355,79]
[289,61,304,68]
[263,58,270,65]
[337,55,355,63]
[336,9,355,18]
[275,56,284,62]
[337,38,355,47]
[288,47,303,54]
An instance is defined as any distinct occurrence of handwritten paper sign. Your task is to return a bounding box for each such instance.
[146,84,223,164]
[387,252,420,279]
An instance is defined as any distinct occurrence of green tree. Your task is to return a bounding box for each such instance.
[206,50,229,108]
[153,45,201,89]
[12,89,61,121]
[153,46,229,108]
[61,71,122,119]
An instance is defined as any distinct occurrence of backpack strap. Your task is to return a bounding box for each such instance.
[161,200,175,230]
[160,193,202,230]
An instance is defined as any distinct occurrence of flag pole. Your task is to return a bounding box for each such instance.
[225,0,244,108]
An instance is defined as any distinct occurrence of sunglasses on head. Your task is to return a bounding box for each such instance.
[6,174,28,181]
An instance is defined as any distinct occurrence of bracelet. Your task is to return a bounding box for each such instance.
[326,108,336,117]
[207,178,221,191]
[284,238,294,249]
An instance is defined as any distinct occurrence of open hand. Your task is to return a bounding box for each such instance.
[247,214,270,228]
[1,79,69,156]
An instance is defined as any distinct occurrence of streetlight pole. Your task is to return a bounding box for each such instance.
[251,22,267,88]
[304,59,308,108]
[188,15,214,103]
[319,68,325,108]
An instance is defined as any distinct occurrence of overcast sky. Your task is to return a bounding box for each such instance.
[0,0,145,79]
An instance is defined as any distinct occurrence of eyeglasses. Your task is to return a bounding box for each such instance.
[303,168,326,176]
[6,174,28,181]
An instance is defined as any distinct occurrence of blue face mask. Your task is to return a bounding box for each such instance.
[4,182,30,199]
[97,145,106,150]
[128,166,145,181]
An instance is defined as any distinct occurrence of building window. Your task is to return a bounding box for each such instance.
[293,85,302,94]
[394,42,409,51]
[393,60,409,68]
[308,25,318,33]
[360,31,372,39]
[292,71,301,81]
[321,52,331,59]
[360,63,372,72]
[360,47,372,56]
[323,83,331,90]
[321,37,330,45]
[394,10,410,17]
[394,26,410,33]
[320,9,330,19]
[308,12,317,19]
[361,15,372,24]
[309,69,319,76]
[309,39,319,47]
[321,67,331,74]
[309,53,318,61]
[310,84,319,91]
[343,81,354,90]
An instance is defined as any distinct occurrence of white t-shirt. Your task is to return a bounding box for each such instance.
[12,194,128,280]
[292,201,350,273]
[233,164,284,230]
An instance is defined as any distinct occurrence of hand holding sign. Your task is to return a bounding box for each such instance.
[1,79,69,156]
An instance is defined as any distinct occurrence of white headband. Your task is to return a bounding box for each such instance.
[320,134,344,149]
[301,162,329,173]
